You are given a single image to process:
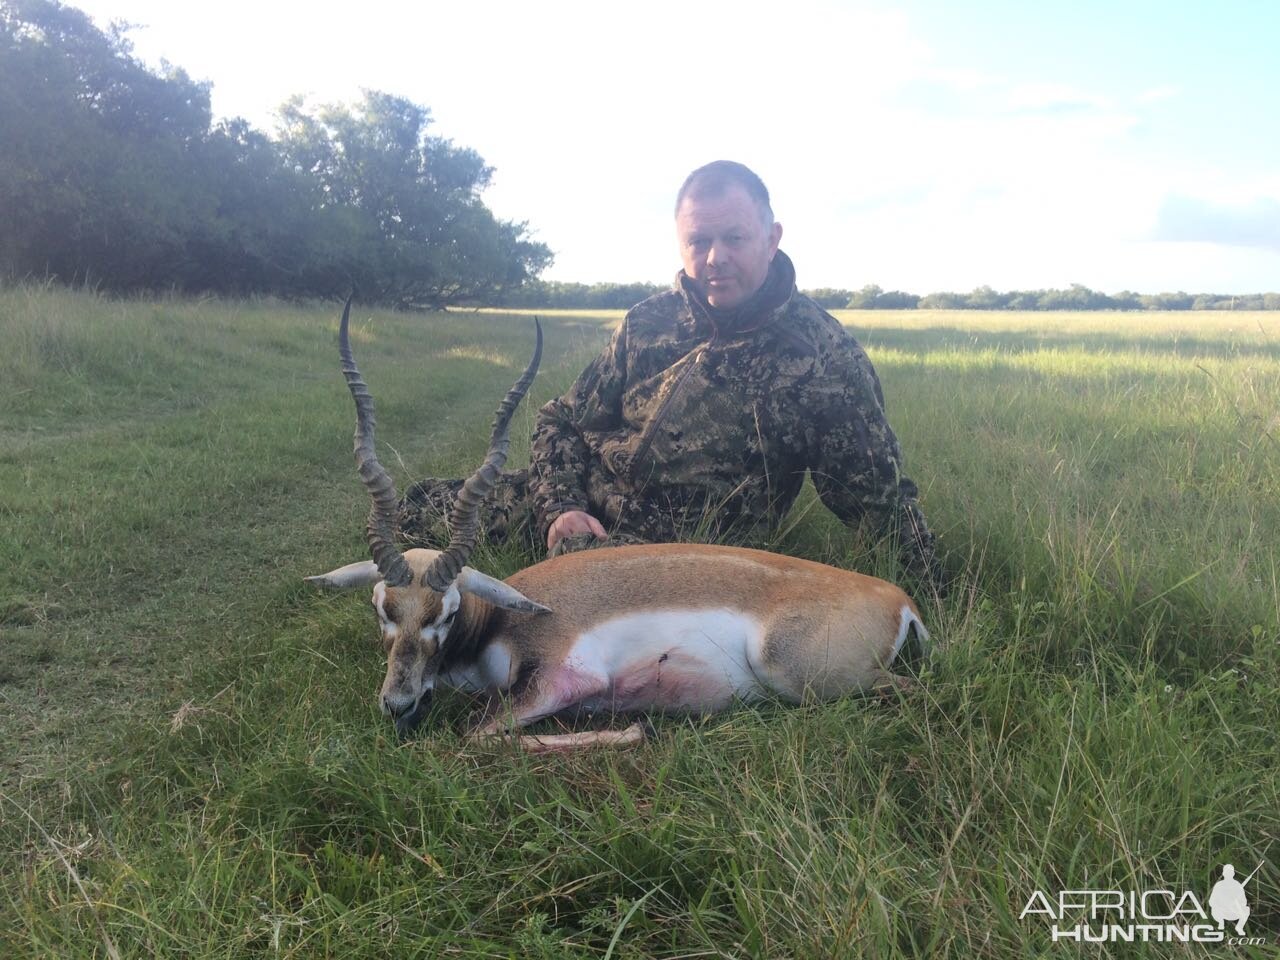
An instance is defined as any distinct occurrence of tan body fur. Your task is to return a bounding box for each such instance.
[500,543,920,702]
[340,543,926,749]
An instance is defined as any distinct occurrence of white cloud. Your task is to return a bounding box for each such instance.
[1005,82,1108,114]
[1136,84,1180,104]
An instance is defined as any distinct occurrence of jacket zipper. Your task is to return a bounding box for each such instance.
[630,343,708,472]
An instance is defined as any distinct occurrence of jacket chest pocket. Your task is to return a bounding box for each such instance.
[639,365,765,471]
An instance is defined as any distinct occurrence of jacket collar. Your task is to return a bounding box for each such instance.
[677,249,797,338]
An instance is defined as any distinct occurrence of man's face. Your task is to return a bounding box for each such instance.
[676,185,783,310]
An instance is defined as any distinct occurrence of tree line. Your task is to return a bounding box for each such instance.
[805,284,1280,311]
[497,280,668,310]
[0,0,550,306]
[494,281,1280,312]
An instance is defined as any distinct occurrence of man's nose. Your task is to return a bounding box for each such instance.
[706,241,727,265]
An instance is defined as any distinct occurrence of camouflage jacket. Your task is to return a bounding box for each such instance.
[528,251,933,556]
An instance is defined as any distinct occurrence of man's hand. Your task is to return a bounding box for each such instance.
[547,510,607,551]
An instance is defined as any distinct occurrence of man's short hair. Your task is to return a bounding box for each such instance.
[675,160,774,225]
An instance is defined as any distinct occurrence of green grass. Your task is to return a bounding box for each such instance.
[1,287,1277,957]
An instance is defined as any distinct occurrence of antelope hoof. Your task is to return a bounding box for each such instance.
[874,674,917,699]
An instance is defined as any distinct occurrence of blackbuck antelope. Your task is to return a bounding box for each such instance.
[308,299,928,752]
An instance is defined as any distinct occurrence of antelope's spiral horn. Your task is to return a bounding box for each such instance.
[338,294,414,587]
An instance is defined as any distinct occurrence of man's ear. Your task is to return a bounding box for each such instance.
[768,221,783,258]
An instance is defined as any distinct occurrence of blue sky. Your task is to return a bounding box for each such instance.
[72,0,1280,292]
[906,1,1279,181]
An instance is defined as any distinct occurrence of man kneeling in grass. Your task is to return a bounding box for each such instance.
[401,160,944,591]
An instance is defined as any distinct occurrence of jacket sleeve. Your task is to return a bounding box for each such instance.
[804,333,935,560]
[528,318,629,537]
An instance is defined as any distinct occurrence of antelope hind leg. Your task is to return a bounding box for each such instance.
[466,668,650,752]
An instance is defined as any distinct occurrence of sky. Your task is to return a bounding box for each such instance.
[71,0,1280,293]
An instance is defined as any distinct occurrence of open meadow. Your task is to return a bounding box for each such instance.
[1,287,1277,957]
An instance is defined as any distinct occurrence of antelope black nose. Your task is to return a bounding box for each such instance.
[388,691,433,740]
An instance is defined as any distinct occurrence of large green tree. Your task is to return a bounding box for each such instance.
[0,0,549,303]
[276,92,550,306]
[0,0,216,287]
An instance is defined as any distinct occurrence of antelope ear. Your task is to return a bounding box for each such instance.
[457,569,551,614]
[305,560,382,590]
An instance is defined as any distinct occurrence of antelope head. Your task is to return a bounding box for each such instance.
[307,297,548,737]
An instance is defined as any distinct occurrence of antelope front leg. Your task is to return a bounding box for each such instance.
[504,723,651,754]
[467,667,649,753]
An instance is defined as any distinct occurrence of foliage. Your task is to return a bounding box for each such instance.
[0,0,550,304]
[846,284,921,309]
[517,281,1280,314]
[881,283,1280,311]
[801,287,855,309]
[490,281,1274,314]
[495,278,666,310]
[2,290,1277,957]
[275,92,551,307]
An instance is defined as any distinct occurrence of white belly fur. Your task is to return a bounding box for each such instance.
[562,608,769,713]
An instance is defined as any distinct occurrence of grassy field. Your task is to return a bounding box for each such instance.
[1,286,1277,957]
